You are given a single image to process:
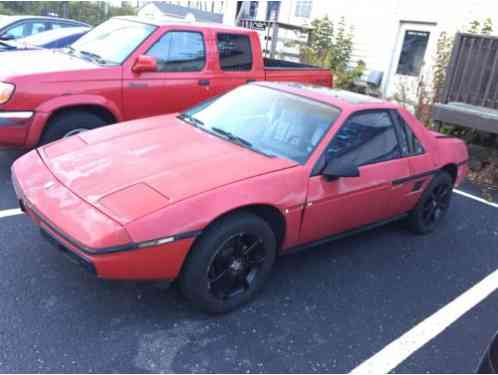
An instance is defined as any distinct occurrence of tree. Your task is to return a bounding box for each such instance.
[299,16,363,89]
[0,1,136,25]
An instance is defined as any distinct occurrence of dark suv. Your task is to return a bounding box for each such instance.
[0,15,88,41]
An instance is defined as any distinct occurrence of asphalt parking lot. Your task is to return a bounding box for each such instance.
[1,149,498,373]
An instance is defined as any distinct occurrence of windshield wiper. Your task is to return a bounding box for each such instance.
[178,113,205,128]
[211,127,274,158]
[211,127,253,147]
[79,50,110,65]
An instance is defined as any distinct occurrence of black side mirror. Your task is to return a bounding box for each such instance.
[322,160,360,181]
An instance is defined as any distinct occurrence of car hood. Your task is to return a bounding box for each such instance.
[39,115,297,223]
[0,49,98,79]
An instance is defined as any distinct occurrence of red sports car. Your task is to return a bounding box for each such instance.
[12,83,469,313]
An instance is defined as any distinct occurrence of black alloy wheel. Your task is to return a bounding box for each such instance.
[207,232,266,300]
[408,171,453,234]
[179,212,277,314]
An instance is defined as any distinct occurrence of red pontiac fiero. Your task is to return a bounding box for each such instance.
[12,83,469,313]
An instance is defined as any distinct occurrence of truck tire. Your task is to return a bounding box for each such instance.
[39,110,108,146]
[179,212,277,314]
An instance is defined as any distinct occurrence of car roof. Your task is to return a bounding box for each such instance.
[1,15,88,24]
[17,26,90,45]
[113,16,253,32]
[255,82,396,110]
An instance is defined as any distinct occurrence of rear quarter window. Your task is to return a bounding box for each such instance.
[216,33,253,71]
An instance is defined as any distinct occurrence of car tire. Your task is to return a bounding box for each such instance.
[39,110,108,146]
[408,171,453,234]
[179,212,277,314]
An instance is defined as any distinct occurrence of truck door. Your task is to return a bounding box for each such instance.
[209,32,264,96]
[122,29,214,120]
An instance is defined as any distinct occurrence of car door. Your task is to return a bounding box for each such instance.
[123,29,214,120]
[209,32,264,96]
[299,109,412,245]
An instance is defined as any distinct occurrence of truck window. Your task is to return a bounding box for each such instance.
[216,33,253,71]
[147,31,205,72]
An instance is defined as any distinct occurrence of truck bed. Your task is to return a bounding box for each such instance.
[264,58,333,87]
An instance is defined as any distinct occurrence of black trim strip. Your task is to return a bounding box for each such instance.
[392,169,438,186]
[174,230,203,241]
[436,135,456,139]
[285,214,408,255]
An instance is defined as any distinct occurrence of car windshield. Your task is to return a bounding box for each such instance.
[181,85,341,164]
[69,19,155,65]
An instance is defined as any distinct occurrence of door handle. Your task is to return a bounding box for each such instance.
[198,79,210,86]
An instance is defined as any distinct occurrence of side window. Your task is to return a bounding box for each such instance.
[326,111,401,167]
[29,22,50,36]
[50,23,64,30]
[146,31,205,72]
[3,23,26,39]
[217,33,253,71]
[393,110,425,156]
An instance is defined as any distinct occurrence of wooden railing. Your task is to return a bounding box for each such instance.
[441,32,498,108]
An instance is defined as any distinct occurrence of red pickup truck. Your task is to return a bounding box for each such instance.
[0,16,332,148]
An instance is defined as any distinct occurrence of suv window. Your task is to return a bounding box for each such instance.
[217,33,253,71]
[326,110,401,167]
[5,21,50,39]
[147,31,205,72]
[2,23,25,39]
[31,22,49,35]
[393,110,425,156]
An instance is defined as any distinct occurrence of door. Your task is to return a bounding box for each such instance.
[123,30,214,120]
[209,32,264,97]
[385,22,435,102]
[299,110,412,245]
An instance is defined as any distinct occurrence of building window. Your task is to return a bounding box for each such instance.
[237,1,259,20]
[295,1,312,18]
[396,30,430,76]
[266,1,280,21]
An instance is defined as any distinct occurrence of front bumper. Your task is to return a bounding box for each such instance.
[12,151,196,280]
[0,111,34,147]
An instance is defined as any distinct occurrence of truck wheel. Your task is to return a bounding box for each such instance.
[408,171,453,234]
[39,110,108,146]
[179,212,277,314]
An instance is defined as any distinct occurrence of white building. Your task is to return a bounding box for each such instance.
[138,1,223,22]
[223,0,498,102]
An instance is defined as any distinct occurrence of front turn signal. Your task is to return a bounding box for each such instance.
[0,82,15,104]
